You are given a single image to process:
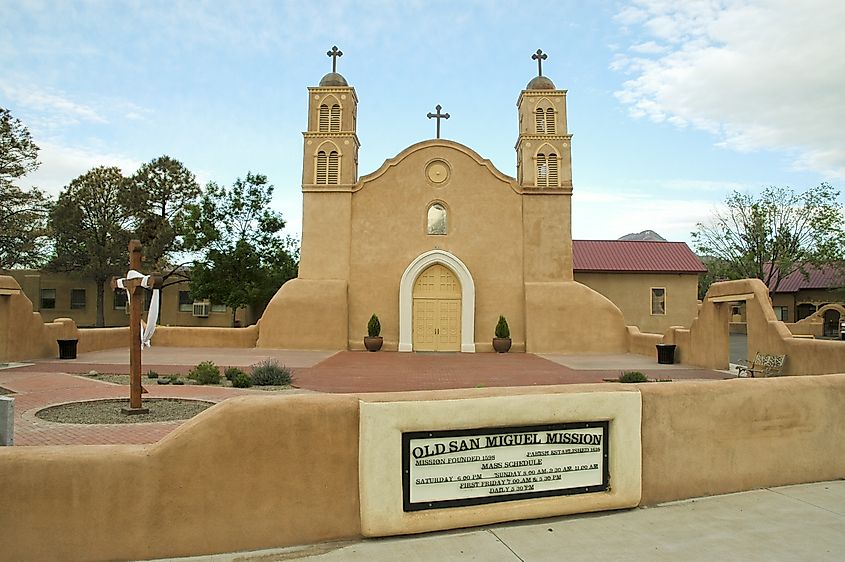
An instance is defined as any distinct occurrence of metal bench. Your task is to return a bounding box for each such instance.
[736,352,786,378]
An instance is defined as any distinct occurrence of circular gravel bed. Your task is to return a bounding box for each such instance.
[36,398,214,424]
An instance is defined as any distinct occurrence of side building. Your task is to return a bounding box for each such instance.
[4,269,253,328]
[573,240,706,334]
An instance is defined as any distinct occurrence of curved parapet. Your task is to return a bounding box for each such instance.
[524,281,628,353]
[257,278,348,349]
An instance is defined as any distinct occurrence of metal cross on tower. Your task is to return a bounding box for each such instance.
[532,49,548,76]
[327,46,343,73]
[427,104,450,139]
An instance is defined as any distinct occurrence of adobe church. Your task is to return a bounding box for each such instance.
[257,49,629,353]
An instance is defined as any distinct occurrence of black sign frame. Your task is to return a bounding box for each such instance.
[402,421,610,512]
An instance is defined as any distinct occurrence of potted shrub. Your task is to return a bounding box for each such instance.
[364,313,383,352]
[493,315,512,353]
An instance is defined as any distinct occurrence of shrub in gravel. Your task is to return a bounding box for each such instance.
[231,370,253,388]
[147,370,159,379]
[172,379,184,385]
[189,361,221,385]
[250,359,292,386]
[224,366,245,381]
[618,371,648,383]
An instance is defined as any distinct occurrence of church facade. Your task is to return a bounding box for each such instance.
[257,55,629,353]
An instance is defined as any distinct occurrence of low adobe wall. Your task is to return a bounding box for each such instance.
[1,376,843,561]
[75,325,259,353]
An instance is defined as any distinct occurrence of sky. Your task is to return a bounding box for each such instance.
[2,0,843,245]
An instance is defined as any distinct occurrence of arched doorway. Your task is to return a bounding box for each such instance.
[398,249,476,352]
[412,264,461,351]
[823,309,841,338]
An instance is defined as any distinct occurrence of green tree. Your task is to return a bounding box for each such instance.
[0,107,51,269]
[692,184,845,292]
[183,173,297,325]
[49,166,133,326]
[126,155,200,285]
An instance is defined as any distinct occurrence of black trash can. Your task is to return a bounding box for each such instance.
[656,344,676,365]
[57,339,78,360]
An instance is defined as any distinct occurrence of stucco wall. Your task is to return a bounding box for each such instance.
[0,395,361,562]
[2,380,844,560]
[575,272,699,334]
[0,276,76,362]
[640,375,845,504]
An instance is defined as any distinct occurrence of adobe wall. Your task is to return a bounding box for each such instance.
[576,272,699,334]
[639,375,845,504]
[0,395,361,562]
[1,378,843,560]
[0,276,76,362]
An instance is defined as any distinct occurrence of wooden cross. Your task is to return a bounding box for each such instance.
[327,46,343,73]
[110,240,161,414]
[532,49,548,76]
[427,104,450,139]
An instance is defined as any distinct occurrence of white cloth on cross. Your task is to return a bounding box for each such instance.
[117,269,160,348]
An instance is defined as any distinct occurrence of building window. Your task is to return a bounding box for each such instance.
[330,104,341,131]
[70,289,86,309]
[427,203,448,235]
[535,150,558,187]
[40,288,56,309]
[534,107,545,133]
[211,303,227,313]
[179,290,192,312]
[114,291,128,310]
[772,306,789,321]
[545,107,556,133]
[318,104,330,132]
[327,150,339,184]
[651,288,666,315]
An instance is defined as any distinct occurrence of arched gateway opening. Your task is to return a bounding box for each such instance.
[399,250,475,352]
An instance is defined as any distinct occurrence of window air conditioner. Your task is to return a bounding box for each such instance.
[192,302,210,318]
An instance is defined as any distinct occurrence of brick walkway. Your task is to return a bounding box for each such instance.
[0,349,728,446]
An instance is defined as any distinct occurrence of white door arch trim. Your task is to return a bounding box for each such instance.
[399,250,476,352]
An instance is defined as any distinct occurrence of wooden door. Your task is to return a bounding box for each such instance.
[412,264,461,351]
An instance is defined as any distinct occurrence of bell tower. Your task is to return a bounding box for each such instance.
[302,46,359,188]
[515,49,572,190]
[517,49,574,283]
[298,46,358,281]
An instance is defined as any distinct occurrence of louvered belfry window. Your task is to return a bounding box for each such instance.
[535,108,545,133]
[536,153,548,186]
[327,151,339,184]
[316,151,328,184]
[545,108,555,133]
[330,104,341,131]
[547,153,558,186]
[318,105,330,132]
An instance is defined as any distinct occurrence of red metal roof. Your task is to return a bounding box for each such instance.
[767,263,845,292]
[573,240,706,274]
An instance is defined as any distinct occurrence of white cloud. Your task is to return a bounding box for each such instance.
[0,83,105,126]
[613,0,845,178]
[19,142,141,195]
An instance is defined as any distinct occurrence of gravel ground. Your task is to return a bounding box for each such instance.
[36,398,214,424]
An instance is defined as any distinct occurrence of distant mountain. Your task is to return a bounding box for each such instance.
[618,230,667,242]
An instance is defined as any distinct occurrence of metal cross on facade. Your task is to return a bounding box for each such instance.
[327,46,343,73]
[532,49,548,76]
[427,104,450,139]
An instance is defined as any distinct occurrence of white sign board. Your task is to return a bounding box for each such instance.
[402,422,608,511]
